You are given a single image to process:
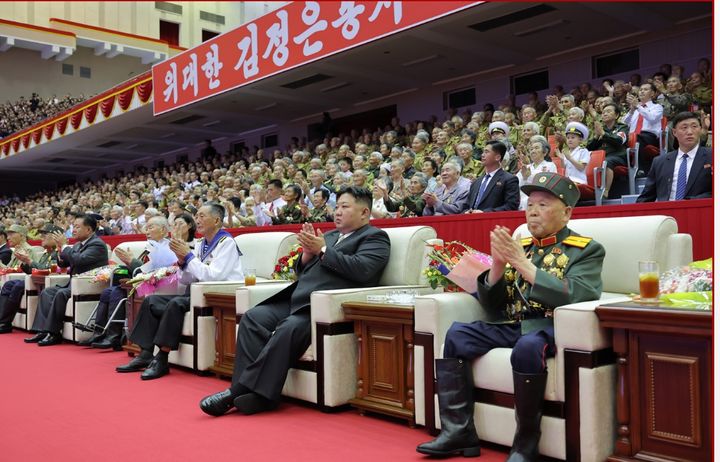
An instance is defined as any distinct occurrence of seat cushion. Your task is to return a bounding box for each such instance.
[471,349,558,401]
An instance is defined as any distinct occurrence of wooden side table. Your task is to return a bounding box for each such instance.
[204,292,238,377]
[121,289,145,355]
[596,302,712,462]
[342,301,415,426]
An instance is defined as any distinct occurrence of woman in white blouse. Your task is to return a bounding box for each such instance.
[516,135,557,210]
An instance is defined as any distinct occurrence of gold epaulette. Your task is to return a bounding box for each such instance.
[562,235,592,248]
[520,237,533,247]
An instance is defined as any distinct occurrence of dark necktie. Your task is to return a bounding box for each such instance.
[675,154,689,200]
[473,174,491,209]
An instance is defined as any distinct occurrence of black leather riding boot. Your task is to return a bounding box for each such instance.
[506,371,548,462]
[416,358,481,457]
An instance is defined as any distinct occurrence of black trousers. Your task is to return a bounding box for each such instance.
[637,131,660,173]
[0,280,25,325]
[96,286,127,334]
[232,301,311,402]
[128,294,190,351]
[32,285,71,334]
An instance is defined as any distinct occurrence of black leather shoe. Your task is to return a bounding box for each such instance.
[38,333,63,346]
[233,392,277,415]
[141,355,170,380]
[116,355,152,373]
[77,331,105,346]
[92,336,122,350]
[0,323,12,334]
[24,332,46,343]
[199,389,236,417]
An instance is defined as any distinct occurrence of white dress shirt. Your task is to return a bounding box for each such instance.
[623,101,663,137]
[564,147,591,184]
[669,144,699,201]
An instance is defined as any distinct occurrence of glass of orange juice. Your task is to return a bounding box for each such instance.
[244,268,256,286]
[638,261,659,301]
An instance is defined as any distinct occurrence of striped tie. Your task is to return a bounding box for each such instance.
[675,154,689,200]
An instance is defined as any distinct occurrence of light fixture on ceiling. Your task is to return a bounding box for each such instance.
[513,19,568,37]
[125,143,139,150]
[203,120,221,127]
[432,64,515,86]
[535,31,646,60]
[401,54,440,67]
[255,102,278,111]
[320,82,351,93]
[159,132,176,139]
[354,88,418,107]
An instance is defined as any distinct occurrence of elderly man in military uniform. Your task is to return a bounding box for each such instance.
[417,172,605,460]
[0,224,51,333]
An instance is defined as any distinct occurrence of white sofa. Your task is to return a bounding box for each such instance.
[413,215,692,462]
[234,225,438,410]
[177,232,298,371]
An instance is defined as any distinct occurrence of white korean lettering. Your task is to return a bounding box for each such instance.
[163,62,178,104]
[201,43,223,90]
[331,2,366,40]
[368,1,403,24]
[182,53,199,97]
[263,10,289,67]
[234,23,259,79]
[292,1,328,56]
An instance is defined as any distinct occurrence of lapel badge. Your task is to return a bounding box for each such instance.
[704,163,712,169]
[496,181,503,187]
[551,247,562,255]
[537,248,544,255]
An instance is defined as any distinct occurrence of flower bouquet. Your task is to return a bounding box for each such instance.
[126,266,180,297]
[658,258,713,309]
[423,241,492,292]
[77,265,117,283]
[272,245,301,281]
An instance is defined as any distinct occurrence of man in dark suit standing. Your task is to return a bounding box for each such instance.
[638,112,712,202]
[200,186,391,417]
[464,141,520,213]
[24,214,109,346]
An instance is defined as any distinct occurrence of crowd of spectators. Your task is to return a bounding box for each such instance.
[0,59,712,239]
[0,93,86,138]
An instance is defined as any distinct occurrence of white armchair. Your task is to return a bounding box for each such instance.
[178,232,298,371]
[414,215,692,461]
[235,225,438,410]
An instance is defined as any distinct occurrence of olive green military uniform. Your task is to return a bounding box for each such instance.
[271,204,304,225]
[384,194,426,218]
[306,206,333,223]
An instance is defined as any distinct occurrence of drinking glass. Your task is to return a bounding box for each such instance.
[638,261,659,301]
[244,268,257,286]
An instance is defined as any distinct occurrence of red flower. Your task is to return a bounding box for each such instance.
[275,265,282,272]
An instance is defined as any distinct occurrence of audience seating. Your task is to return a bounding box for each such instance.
[576,150,607,206]
[181,232,298,372]
[413,215,692,461]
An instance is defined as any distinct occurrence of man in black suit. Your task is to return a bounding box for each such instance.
[464,141,520,213]
[0,229,11,266]
[24,214,109,346]
[638,112,712,202]
[200,186,391,417]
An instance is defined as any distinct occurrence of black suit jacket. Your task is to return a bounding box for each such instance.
[0,243,11,265]
[464,169,520,212]
[637,146,712,202]
[262,224,391,314]
[57,233,109,276]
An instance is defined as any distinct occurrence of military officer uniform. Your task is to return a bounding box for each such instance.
[271,203,304,225]
[0,225,58,333]
[384,194,426,218]
[418,172,605,460]
[587,121,629,170]
[306,205,333,223]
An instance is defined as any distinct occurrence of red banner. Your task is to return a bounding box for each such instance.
[152,1,480,115]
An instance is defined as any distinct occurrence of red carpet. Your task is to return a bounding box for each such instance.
[0,331,507,462]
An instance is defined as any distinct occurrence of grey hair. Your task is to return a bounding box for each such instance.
[412,172,429,188]
[144,208,162,217]
[529,135,551,154]
[445,157,464,173]
[562,94,575,104]
[523,122,540,135]
[369,151,383,161]
[147,215,169,230]
[568,106,585,119]
[414,132,430,144]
